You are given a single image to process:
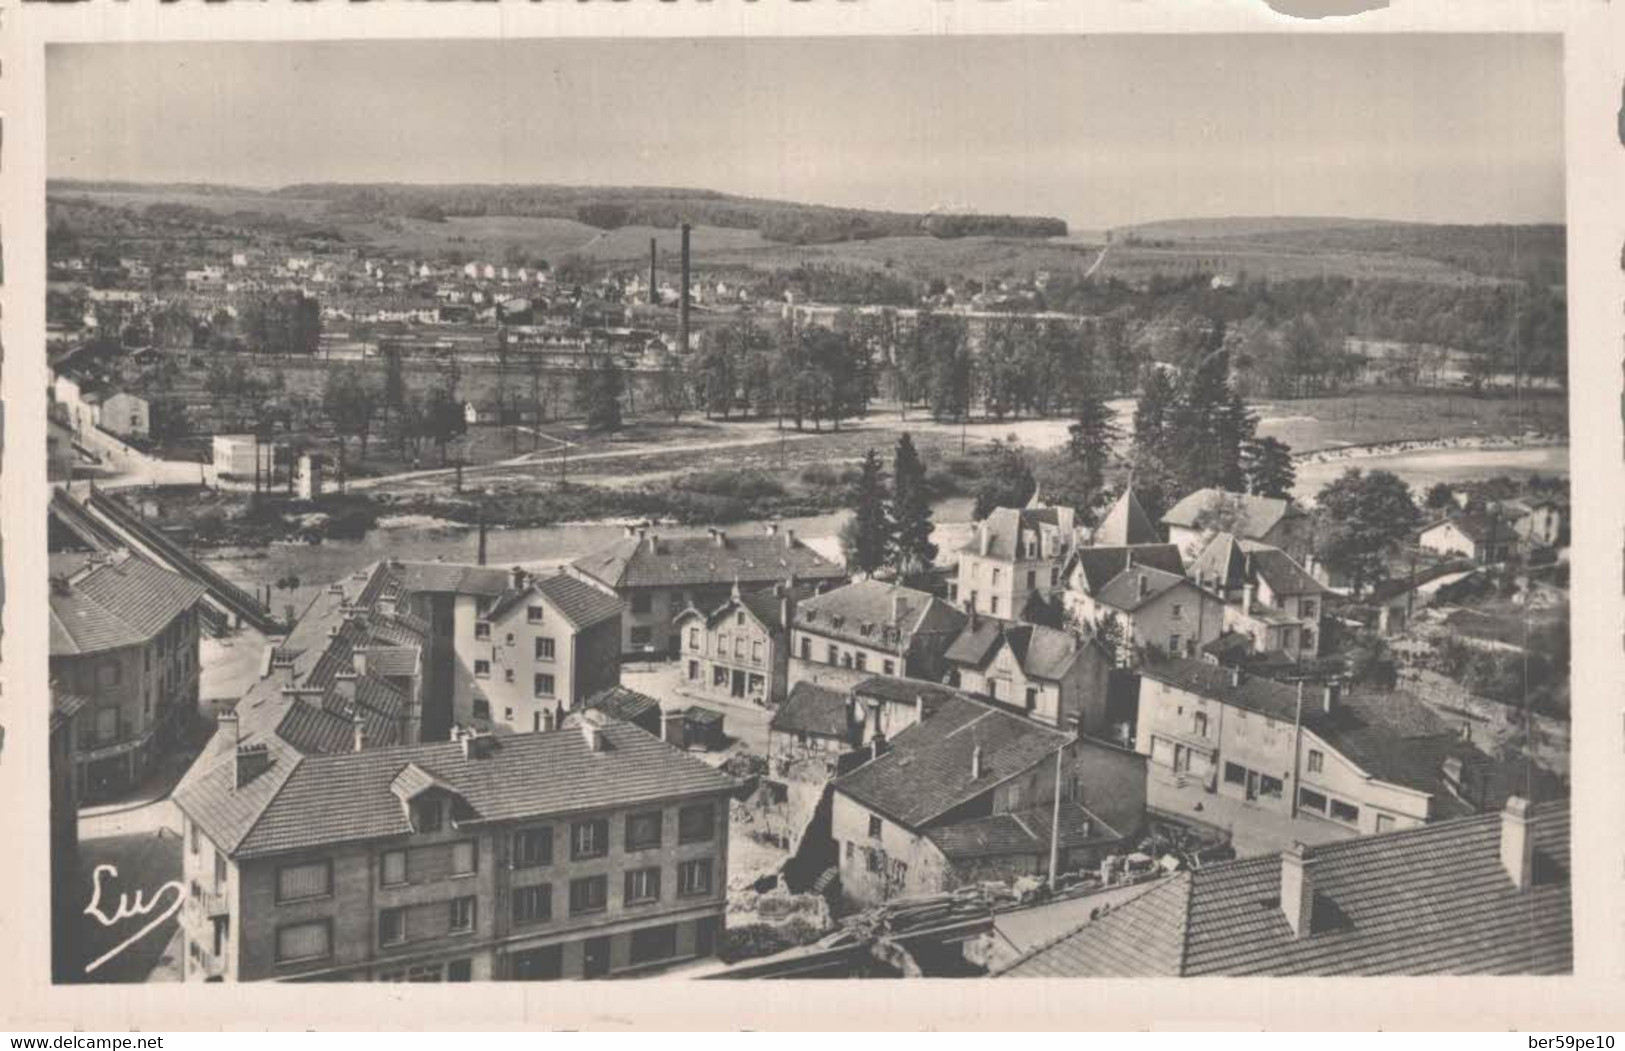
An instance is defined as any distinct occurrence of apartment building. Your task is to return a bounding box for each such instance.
[674,580,807,706]
[787,579,968,693]
[570,524,846,658]
[49,552,206,799]
[950,498,1077,620]
[172,715,735,982]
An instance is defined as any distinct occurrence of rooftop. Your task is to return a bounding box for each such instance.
[770,682,853,740]
[996,801,1570,977]
[49,552,208,656]
[1069,544,1185,595]
[944,618,1097,683]
[1162,488,1302,539]
[795,579,967,654]
[1093,487,1161,546]
[571,527,844,591]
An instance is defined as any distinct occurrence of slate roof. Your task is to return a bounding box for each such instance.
[795,579,967,654]
[850,677,966,720]
[581,685,663,726]
[834,692,1071,830]
[944,619,1093,683]
[923,800,1121,861]
[386,561,512,597]
[49,553,207,656]
[486,570,624,629]
[1239,542,1325,597]
[571,531,844,591]
[957,507,1070,560]
[1140,658,1305,723]
[1069,544,1185,594]
[770,682,852,740]
[674,581,812,634]
[997,802,1571,977]
[1163,489,1302,539]
[177,719,736,861]
[1093,487,1160,546]
[1092,565,1195,613]
[1187,533,1250,592]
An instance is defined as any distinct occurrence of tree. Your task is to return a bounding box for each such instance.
[1132,366,1177,449]
[1241,436,1296,499]
[1065,379,1122,497]
[1424,482,1457,511]
[1314,468,1422,596]
[654,351,689,422]
[888,433,937,577]
[381,343,407,424]
[323,365,378,462]
[421,384,468,466]
[576,354,625,434]
[840,449,892,576]
[972,436,1037,520]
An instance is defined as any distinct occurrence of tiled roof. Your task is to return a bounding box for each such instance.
[1140,658,1304,723]
[1163,488,1300,538]
[228,721,733,859]
[1188,533,1249,592]
[850,677,965,719]
[385,561,512,597]
[1092,565,1194,613]
[770,682,852,739]
[923,800,1121,861]
[530,571,624,629]
[957,507,1070,560]
[945,620,1093,683]
[1239,542,1325,597]
[1069,544,1185,594]
[795,579,967,654]
[49,553,207,656]
[1094,488,1160,546]
[571,532,844,590]
[51,689,91,733]
[998,803,1571,977]
[582,685,662,726]
[1423,514,1520,546]
[834,692,1071,830]
[675,582,813,634]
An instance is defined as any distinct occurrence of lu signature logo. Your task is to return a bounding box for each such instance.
[82,864,187,976]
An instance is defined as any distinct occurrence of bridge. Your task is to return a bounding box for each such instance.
[52,486,287,637]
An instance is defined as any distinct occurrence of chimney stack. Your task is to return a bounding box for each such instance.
[477,507,488,566]
[971,744,984,780]
[511,566,528,592]
[871,732,888,762]
[784,528,796,549]
[352,709,366,753]
[679,222,692,352]
[892,592,911,627]
[1280,843,1316,939]
[661,708,686,749]
[580,710,609,753]
[1137,573,1149,600]
[1229,666,1242,688]
[235,743,271,789]
[914,694,925,724]
[1500,796,1534,890]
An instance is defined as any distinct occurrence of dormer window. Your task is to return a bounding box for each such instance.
[415,800,443,833]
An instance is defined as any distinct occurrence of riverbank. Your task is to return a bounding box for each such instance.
[1293,432,1566,467]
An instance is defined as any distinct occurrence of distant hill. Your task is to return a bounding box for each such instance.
[48,180,1068,246]
[1119,216,1411,241]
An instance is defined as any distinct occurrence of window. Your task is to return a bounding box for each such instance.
[415,800,443,833]
[1329,799,1360,825]
[883,660,896,676]
[189,823,200,855]
[1375,814,1395,833]
[97,661,121,688]
[751,640,763,662]
[448,896,476,933]
[513,827,553,868]
[629,924,678,965]
[868,815,883,840]
[276,921,331,963]
[504,670,515,684]
[625,811,663,851]
[535,637,555,661]
[275,860,332,904]
[214,852,228,890]
[712,665,729,688]
[1298,788,1328,814]
[1307,749,1324,773]
[630,626,653,648]
[379,962,444,982]
[1302,600,1317,619]
[688,628,700,650]
[630,593,653,615]
[990,596,1001,615]
[1026,570,1037,589]
[379,907,407,947]
[1171,603,1183,619]
[571,818,609,860]
[1259,774,1284,800]
[734,637,745,659]
[800,638,812,660]
[533,673,555,698]
[1024,687,1038,712]
[844,841,854,860]
[992,569,1002,586]
[1050,568,1060,587]
[512,944,564,981]
[451,840,477,876]
[1224,762,1247,786]
[475,622,491,641]
[506,633,515,646]
[569,875,608,915]
[624,867,661,905]
[678,803,715,844]
[513,884,552,925]
[1193,711,1208,739]
[826,644,838,666]
[527,605,545,624]
[678,858,713,897]
[855,653,868,672]
[474,659,491,679]
[381,850,408,887]
[1169,634,1183,656]
[688,660,700,681]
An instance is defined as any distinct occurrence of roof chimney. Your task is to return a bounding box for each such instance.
[661,708,686,748]
[1280,842,1316,939]
[971,744,984,780]
[352,709,366,753]
[1229,666,1242,688]
[914,694,925,723]
[871,732,888,762]
[1500,796,1534,890]
[784,528,796,549]
[765,522,779,537]
[892,592,911,627]
[1322,681,1340,713]
[580,710,609,753]
[1137,573,1149,599]
[235,743,271,789]
[511,566,528,591]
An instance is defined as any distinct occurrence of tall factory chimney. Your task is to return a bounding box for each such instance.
[648,237,658,307]
[679,222,692,352]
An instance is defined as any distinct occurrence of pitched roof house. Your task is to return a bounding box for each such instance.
[1090,486,1160,546]
[1163,488,1312,560]
[790,579,968,692]
[944,617,1114,733]
[996,799,1570,977]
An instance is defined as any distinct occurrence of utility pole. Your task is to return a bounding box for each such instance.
[1289,680,1304,821]
[1048,745,1064,892]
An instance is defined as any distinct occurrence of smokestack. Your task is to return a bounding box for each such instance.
[649,237,658,307]
[1501,796,1534,890]
[1280,843,1316,939]
[679,222,691,352]
[1137,573,1149,599]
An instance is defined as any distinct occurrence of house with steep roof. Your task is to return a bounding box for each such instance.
[1090,486,1161,546]
[172,715,737,982]
[830,691,1145,907]
[1495,497,1564,549]
[996,798,1570,977]
[570,523,845,657]
[1136,658,1546,837]
[1418,514,1522,565]
[674,579,808,706]
[1189,534,1327,661]
[1162,488,1313,562]
[950,497,1077,620]
[788,579,968,693]
[453,565,624,734]
[1061,557,1222,665]
[49,551,207,799]
[944,616,1113,734]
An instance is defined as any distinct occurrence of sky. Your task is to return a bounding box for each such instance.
[47,35,1565,230]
